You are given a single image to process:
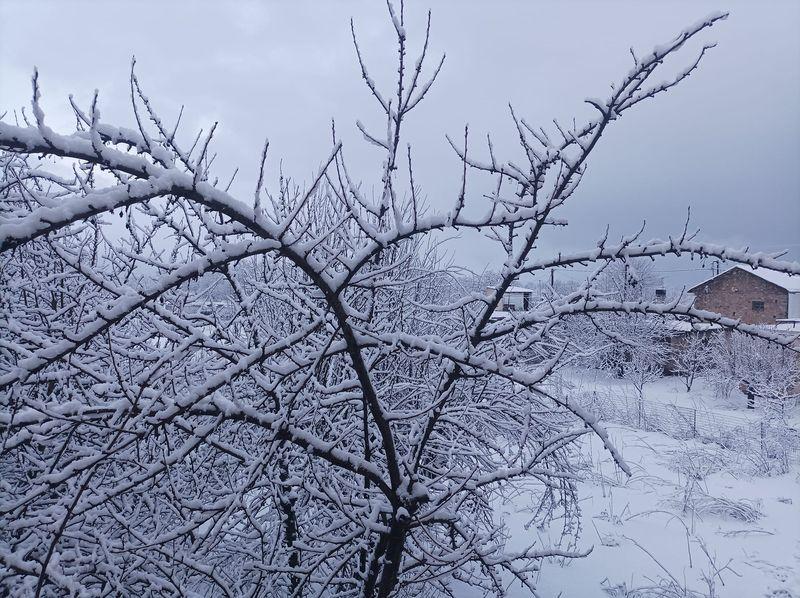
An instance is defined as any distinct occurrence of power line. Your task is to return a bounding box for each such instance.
[548,266,712,274]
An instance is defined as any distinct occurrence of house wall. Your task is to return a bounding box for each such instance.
[691,268,788,324]
[789,292,800,320]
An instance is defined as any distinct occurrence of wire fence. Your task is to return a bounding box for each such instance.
[577,389,800,467]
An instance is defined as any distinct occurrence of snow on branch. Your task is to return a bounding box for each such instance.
[1,5,784,597]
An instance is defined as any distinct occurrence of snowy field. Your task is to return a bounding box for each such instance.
[562,368,798,426]
[492,373,800,598]
[506,426,799,598]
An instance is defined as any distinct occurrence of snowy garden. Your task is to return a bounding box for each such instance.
[504,414,800,598]
[1,2,799,597]
[523,370,800,597]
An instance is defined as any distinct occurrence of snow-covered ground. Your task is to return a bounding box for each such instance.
[561,367,798,425]
[493,373,800,597]
[556,369,800,452]
[452,372,799,597]
[503,425,800,597]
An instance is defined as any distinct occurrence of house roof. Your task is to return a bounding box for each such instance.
[665,318,800,340]
[488,286,533,294]
[664,320,721,333]
[688,266,800,294]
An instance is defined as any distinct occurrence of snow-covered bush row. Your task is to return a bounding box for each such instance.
[577,382,799,476]
[1,4,798,597]
[707,332,800,406]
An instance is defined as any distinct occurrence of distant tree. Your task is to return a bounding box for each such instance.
[708,332,799,409]
[597,313,671,399]
[737,334,797,408]
[1,5,797,597]
[459,268,502,297]
[597,259,663,303]
[708,330,742,400]
[672,331,713,391]
[589,260,672,394]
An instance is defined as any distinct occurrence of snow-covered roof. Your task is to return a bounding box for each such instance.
[664,320,721,333]
[488,285,533,294]
[665,319,799,341]
[689,266,800,294]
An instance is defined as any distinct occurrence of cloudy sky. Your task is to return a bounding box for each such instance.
[2,1,798,287]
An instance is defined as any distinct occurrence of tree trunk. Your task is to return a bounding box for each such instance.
[279,464,300,593]
[375,524,407,597]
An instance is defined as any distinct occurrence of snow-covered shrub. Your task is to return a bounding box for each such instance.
[0,5,796,597]
[601,535,740,598]
[708,331,799,407]
[742,420,800,476]
[706,331,740,401]
[671,332,713,392]
[666,445,730,481]
[587,261,674,397]
[706,331,800,472]
[669,485,763,523]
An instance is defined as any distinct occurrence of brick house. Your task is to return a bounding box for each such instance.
[688,266,800,325]
[677,268,800,403]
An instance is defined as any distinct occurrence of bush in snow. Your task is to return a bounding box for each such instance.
[587,261,673,398]
[708,331,799,409]
[671,331,713,392]
[704,331,800,474]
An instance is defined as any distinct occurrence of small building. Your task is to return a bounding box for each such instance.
[487,286,534,312]
[486,285,535,322]
[688,266,800,325]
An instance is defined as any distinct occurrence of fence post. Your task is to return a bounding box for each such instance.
[760,420,766,455]
[692,409,697,438]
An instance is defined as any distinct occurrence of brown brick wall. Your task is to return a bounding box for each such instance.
[691,268,788,324]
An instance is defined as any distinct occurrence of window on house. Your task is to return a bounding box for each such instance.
[752,300,765,312]
[655,289,666,301]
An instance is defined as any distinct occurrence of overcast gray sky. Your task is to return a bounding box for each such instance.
[2,1,798,288]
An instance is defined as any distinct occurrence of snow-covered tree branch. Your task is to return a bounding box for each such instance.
[1,4,798,597]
